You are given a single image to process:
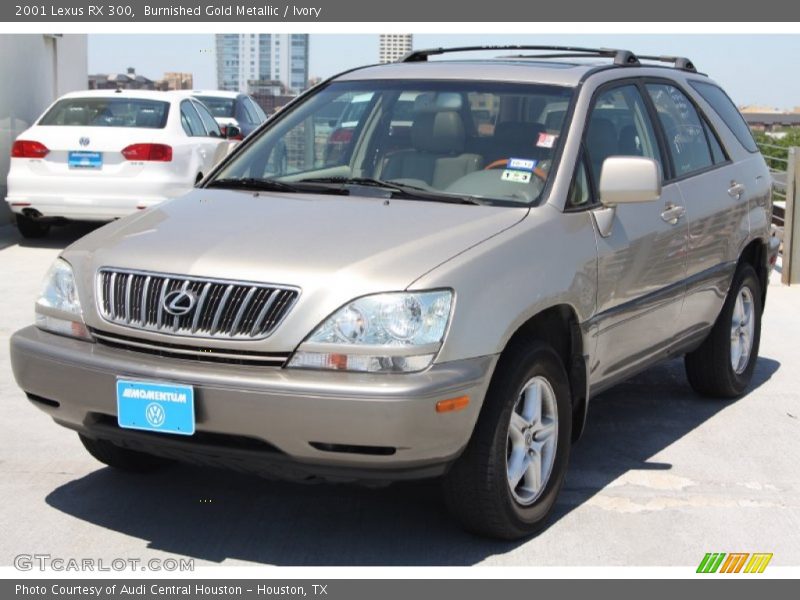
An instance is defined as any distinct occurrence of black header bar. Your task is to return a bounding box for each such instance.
[1,0,796,22]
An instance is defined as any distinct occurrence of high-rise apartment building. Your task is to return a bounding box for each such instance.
[216,34,309,94]
[379,34,413,63]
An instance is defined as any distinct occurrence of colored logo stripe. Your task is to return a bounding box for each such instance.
[697,553,726,573]
[720,553,749,573]
[744,553,773,573]
[697,552,773,573]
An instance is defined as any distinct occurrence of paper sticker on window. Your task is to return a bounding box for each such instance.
[507,158,537,172]
[501,169,532,184]
[537,133,557,148]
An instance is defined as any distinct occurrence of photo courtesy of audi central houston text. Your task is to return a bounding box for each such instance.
[0,31,797,570]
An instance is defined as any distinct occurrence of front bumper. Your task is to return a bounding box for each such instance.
[10,326,496,482]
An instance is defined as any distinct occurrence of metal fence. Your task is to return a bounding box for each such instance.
[757,140,800,284]
[757,141,789,228]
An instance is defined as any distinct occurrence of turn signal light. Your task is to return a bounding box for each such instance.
[11,140,49,158]
[121,143,173,162]
[436,396,470,413]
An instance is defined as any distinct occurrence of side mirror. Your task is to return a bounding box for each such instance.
[599,156,662,207]
[225,125,242,140]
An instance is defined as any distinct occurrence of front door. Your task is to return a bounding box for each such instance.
[584,83,689,387]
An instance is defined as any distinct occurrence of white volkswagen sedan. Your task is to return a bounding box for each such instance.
[6,89,236,237]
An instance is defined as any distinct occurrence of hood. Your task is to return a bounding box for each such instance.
[65,188,527,349]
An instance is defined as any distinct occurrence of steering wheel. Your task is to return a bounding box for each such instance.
[484,158,548,181]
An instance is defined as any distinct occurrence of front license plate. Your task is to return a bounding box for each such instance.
[116,379,195,436]
[68,151,102,169]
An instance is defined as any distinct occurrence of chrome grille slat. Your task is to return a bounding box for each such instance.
[191,282,212,333]
[230,286,258,334]
[250,290,279,336]
[139,276,151,325]
[91,330,289,366]
[210,284,235,335]
[96,268,299,340]
[156,277,170,329]
[123,273,134,323]
[108,272,117,319]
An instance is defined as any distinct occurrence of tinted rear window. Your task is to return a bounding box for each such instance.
[689,81,758,153]
[39,98,169,128]
[195,96,236,119]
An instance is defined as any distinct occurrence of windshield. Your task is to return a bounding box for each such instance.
[195,96,236,119]
[39,98,170,128]
[211,80,574,205]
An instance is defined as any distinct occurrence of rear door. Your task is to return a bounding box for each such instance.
[644,81,751,337]
[584,82,689,386]
[191,99,230,170]
[180,100,223,178]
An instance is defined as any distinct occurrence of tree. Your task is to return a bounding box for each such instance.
[753,128,800,171]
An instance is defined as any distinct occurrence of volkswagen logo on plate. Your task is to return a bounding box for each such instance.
[79,137,90,147]
[145,403,166,427]
[162,289,196,316]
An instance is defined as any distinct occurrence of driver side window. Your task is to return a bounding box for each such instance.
[584,84,663,188]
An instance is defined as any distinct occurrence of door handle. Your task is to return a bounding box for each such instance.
[660,204,686,225]
[728,181,745,199]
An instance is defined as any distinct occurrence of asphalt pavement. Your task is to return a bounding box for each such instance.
[0,222,798,567]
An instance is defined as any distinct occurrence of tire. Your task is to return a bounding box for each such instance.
[443,341,572,539]
[79,434,167,472]
[685,263,762,398]
[15,214,50,239]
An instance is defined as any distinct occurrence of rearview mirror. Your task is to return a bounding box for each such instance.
[599,157,662,207]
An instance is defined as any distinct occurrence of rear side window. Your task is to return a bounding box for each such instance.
[246,97,267,123]
[180,101,206,137]
[193,101,222,137]
[703,120,727,165]
[241,99,259,124]
[646,84,713,178]
[689,81,759,153]
[39,98,169,128]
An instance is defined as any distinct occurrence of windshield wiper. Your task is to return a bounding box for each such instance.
[205,177,347,196]
[205,177,305,193]
[297,177,483,205]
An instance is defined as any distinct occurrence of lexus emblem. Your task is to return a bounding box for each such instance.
[163,290,196,316]
[79,137,90,147]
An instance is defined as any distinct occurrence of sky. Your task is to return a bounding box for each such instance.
[88,34,800,110]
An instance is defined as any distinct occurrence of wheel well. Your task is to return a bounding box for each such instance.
[738,239,768,310]
[503,305,588,443]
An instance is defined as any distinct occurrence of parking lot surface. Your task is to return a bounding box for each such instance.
[0,222,798,567]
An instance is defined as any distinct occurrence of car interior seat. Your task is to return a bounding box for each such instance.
[617,124,642,156]
[483,121,547,165]
[379,109,482,189]
[586,117,619,181]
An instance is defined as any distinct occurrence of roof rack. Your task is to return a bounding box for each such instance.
[399,45,698,73]
[637,55,697,73]
[399,45,640,66]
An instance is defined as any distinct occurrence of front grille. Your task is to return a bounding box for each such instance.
[90,328,289,367]
[97,268,299,340]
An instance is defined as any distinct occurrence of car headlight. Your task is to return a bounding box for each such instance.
[34,258,91,340]
[287,290,453,373]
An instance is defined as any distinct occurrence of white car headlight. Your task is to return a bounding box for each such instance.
[287,290,453,373]
[35,258,91,340]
